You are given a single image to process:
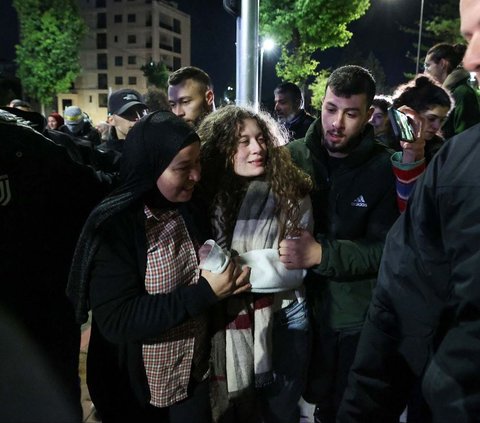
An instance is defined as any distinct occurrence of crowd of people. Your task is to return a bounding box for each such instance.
[2,2,480,421]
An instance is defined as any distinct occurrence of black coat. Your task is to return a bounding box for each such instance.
[0,112,107,418]
[338,123,480,422]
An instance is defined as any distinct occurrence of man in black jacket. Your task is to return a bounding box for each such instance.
[274,82,315,141]
[279,66,398,423]
[337,1,480,422]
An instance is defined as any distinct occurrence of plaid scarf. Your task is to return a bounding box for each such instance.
[210,180,280,420]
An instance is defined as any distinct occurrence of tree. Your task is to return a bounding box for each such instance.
[310,69,331,113]
[260,0,371,87]
[141,61,170,90]
[403,0,462,77]
[13,0,86,113]
[423,0,463,44]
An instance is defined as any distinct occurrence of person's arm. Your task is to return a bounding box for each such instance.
[279,184,398,279]
[90,216,249,344]
[391,151,426,213]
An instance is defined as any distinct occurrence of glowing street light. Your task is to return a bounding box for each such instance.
[259,37,275,105]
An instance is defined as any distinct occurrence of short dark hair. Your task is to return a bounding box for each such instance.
[392,74,453,114]
[372,95,393,114]
[274,82,303,107]
[427,43,467,74]
[168,66,213,91]
[326,65,376,108]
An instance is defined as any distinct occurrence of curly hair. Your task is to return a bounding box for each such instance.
[197,105,313,245]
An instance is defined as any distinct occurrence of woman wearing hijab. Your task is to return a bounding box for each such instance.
[197,106,313,423]
[67,110,250,423]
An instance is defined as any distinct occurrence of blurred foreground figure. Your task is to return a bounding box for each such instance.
[0,109,107,422]
[338,1,480,421]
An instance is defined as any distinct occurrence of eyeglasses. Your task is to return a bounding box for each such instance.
[119,107,149,122]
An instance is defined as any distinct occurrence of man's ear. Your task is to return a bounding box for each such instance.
[366,106,374,123]
[107,115,115,125]
[205,89,215,108]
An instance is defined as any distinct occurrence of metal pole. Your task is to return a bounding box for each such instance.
[259,46,264,106]
[236,0,259,109]
[415,0,425,74]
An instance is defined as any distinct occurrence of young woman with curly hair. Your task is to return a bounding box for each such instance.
[197,105,314,423]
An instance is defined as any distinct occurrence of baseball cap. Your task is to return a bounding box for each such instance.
[108,89,147,116]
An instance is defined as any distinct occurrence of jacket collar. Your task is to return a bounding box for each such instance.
[304,118,377,168]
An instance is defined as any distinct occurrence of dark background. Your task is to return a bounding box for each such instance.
[1,0,431,110]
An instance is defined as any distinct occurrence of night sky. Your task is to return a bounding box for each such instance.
[1,0,448,108]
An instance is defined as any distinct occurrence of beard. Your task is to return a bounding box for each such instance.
[322,128,363,156]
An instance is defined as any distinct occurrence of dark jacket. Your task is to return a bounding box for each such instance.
[0,111,107,419]
[87,202,218,413]
[59,120,101,146]
[94,131,123,175]
[338,122,480,423]
[287,120,399,330]
[442,67,480,139]
[285,109,316,141]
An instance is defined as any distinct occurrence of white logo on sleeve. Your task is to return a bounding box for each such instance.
[0,174,12,206]
[351,195,367,208]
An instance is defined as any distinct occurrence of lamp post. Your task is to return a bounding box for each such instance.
[415,0,425,74]
[259,38,275,106]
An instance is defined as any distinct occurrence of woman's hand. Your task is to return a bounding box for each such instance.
[201,261,251,299]
[398,106,426,163]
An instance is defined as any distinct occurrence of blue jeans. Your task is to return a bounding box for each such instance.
[259,298,311,423]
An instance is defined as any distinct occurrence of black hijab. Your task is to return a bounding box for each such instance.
[67,110,199,324]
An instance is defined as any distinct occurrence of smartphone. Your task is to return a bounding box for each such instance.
[388,108,415,143]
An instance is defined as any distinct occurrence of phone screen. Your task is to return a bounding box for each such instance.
[388,108,415,143]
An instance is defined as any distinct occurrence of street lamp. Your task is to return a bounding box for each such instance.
[415,0,425,74]
[259,38,275,105]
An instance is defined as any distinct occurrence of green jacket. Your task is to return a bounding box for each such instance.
[443,67,480,139]
[288,119,399,330]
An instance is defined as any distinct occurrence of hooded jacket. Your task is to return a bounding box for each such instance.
[287,119,398,329]
[442,67,480,139]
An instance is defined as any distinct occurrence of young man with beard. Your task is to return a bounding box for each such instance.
[335,2,480,422]
[279,65,399,423]
[168,66,215,128]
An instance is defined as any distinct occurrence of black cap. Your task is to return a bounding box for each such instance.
[108,89,147,116]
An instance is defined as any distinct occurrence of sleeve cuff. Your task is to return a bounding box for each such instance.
[183,276,218,317]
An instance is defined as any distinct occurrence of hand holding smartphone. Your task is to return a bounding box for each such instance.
[388,108,415,143]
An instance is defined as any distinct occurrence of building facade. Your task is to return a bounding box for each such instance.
[57,0,190,124]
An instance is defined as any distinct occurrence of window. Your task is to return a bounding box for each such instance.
[96,0,106,7]
[127,34,136,44]
[96,33,107,49]
[127,14,136,23]
[98,73,108,89]
[114,56,123,66]
[173,19,181,34]
[128,56,137,65]
[98,93,108,108]
[97,53,107,70]
[128,76,137,85]
[114,35,119,42]
[114,14,122,23]
[97,13,106,29]
[173,57,181,70]
[173,37,181,54]
[115,76,123,85]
